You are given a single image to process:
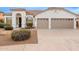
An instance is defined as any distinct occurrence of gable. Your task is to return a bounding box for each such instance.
[35,8,77,18]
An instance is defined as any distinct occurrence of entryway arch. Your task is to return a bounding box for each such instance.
[26,15,34,27]
[12,11,26,28]
[76,20,79,29]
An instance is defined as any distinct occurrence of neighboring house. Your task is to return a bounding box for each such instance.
[3,7,79,29]
[0,12,4,20]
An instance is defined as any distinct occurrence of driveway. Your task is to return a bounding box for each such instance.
[0,29,79,51]
[37,29,79,51]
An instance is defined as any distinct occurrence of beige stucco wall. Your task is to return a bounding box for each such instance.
[6,17,12,25]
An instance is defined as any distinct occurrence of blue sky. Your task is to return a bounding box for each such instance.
[0,7,79,14]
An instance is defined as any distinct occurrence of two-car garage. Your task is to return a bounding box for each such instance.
[35,8,77,29]
[51,18,73,29]
[37,18,74,29]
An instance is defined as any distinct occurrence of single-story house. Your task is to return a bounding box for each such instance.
[3,7,79,29]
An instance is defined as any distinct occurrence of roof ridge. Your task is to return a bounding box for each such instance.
[48,7,64,9]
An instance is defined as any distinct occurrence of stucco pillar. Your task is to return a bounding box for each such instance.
[35,18,37,29]
[12,13,16,29]
[4,16,6,24]
[73,18,76,29]
[33,17,35,27]
[22,14,26,28]
[49,18,51,30]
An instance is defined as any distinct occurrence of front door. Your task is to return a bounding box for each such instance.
[76,21,79,29]
[19,17,22,27]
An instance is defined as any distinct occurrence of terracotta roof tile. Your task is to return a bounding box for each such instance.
[5,7,78,17]
[26,10,44,16]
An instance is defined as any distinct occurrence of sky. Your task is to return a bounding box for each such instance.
[0,7,79,14]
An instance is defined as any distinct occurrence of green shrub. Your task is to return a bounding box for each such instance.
[25,26,35,29]
[26,20,33,27]
[25,26,31,29]
[11,29,31,41]
[0,22,11,28]
[27,23,33,27]
[5,24,11,26]
[0,23,6,28]
[4,25,13,30]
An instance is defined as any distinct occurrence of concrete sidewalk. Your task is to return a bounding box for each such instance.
[0,29,79,51]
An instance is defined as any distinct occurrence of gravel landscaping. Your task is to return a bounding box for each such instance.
[0,29,38,46]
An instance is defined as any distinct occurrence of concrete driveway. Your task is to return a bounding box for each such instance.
[0,29,79,51]
[37,29,79,51]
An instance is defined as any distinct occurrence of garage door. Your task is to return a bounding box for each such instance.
[37,18,49,29]
[51,18,73,29]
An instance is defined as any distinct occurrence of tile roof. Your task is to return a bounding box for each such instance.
[4,7,79,17]
[48,7,78,16]
[26,10,44,16]
[4,10,44,16]
[11,8,26,11]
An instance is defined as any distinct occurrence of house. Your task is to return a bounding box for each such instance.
[3,7,79,29]
[0,12,4,20]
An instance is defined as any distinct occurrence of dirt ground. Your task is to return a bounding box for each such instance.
[0,29,38,46]
[0,29,79,51]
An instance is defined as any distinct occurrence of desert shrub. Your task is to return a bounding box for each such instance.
[25,26,31,29]
[0,23,6,28]
[27,22,33,27]
[4,25,13,30]
[26,20,33,27]
[0,19,4,23]
[25,26,35,29]
[5,24,11,26]
[11,29,31,41]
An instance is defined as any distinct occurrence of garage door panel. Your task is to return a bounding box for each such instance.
[37,18,49,29]
[51,18,73,29]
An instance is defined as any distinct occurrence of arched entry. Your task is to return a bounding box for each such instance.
[26,15,33,27]
[16,13,22,27]
[19,17,22,27]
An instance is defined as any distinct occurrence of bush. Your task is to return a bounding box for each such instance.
[27,23,33,27]
[25,26,35,29]
[26,20,33,27]
[0,20,4,23]
[4,25,13,30]
[11,29,31,41]
[25,26,31,29]
[0,23,6,28]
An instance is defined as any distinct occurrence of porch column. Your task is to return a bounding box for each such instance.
[33,17,35,27]
[12,13,16,29]
[22,14,26,28]
[35,18,37,29]
[49,18,51,30]
[4,16,6,24]
[73,17,76,29]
